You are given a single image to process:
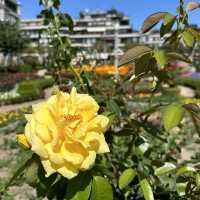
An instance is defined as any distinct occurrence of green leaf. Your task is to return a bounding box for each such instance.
[56,13,73,31]
[119,168,137,189]
[25,160,39,187]
[141,12,168,33]
[196,174,200,188]
[154,49,167,68]
[137,143,150,155]
[155,162,176,176]
[163,30,178,45]
[66,172,92,200]
[140,179,154,200]
[182,30,194,47]
[118,46,152,67]
[167,52,191,63]
[163,13,176,25]
[37,163,58,198]
[106,99,121,117]
[183,103,200,114]
[112,128,135,137]
[188,28,200,41]
[162,104,185,131]
[176,182,188,196]
[160,14,176,37]
[176,166,195,176]
[186,2,200,11]
[90,176,113,200]
[135,53,157,76]
[53,0,61,9]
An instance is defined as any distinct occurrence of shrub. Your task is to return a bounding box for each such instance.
[17,81,41,98]
[19,65,33,73]
[17,77,54,98]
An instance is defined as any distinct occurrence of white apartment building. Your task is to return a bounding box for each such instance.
[0,0,20,22]
[20,9,186,63]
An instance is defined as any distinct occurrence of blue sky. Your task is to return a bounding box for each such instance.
[20,0,200,30]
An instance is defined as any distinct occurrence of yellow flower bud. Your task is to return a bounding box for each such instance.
[16,134,31,149]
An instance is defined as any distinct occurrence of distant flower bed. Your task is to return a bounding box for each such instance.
[70,65,130,75]
[190,73,200,78]
[95,65,129,75]
[0,72,39,92]
[0,88,20,101]
[0,77,54,105]
[0,107,30,128]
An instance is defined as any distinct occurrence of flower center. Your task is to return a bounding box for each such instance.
[64,114,82,122]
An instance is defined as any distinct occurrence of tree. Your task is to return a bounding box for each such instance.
[0,21,28,67]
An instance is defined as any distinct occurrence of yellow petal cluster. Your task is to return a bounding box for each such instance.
[17,87,109,179]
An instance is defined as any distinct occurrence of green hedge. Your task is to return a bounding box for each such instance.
[17,77,54,98]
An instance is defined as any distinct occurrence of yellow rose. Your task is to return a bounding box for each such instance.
[17,87,109,179]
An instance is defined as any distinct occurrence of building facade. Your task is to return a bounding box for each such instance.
[0,0,20,22]
[21,9,165,63]
[20,9,199,65]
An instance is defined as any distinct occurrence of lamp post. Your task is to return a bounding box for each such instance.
[114,21,120,80]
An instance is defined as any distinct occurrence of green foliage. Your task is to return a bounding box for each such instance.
[0,21,28,55]
[139,179,154,200]
[66,173,92,200]
[39,0,76,83]
[118,46,152,67]
[141,12,168,33]
[17,81,40,98]
[176,166,195,176]
[160,13,176,37]
[17,78,54,98]
[162,104,185,131]
[155,162,176,176]
[90,176,113,200]
[154,49,167,69]
[119,168,137,189]
[24,161,39,187]
[106,99,121,117]
[182,29,195,47]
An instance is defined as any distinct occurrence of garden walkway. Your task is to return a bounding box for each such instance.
[0,87,53,113]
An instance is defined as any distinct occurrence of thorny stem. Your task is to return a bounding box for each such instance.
[44,8,86,90]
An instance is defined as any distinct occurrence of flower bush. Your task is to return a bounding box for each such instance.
[1,0,200,200]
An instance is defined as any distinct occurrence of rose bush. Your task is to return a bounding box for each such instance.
[17,87,109,179]
[2,1,200,199]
